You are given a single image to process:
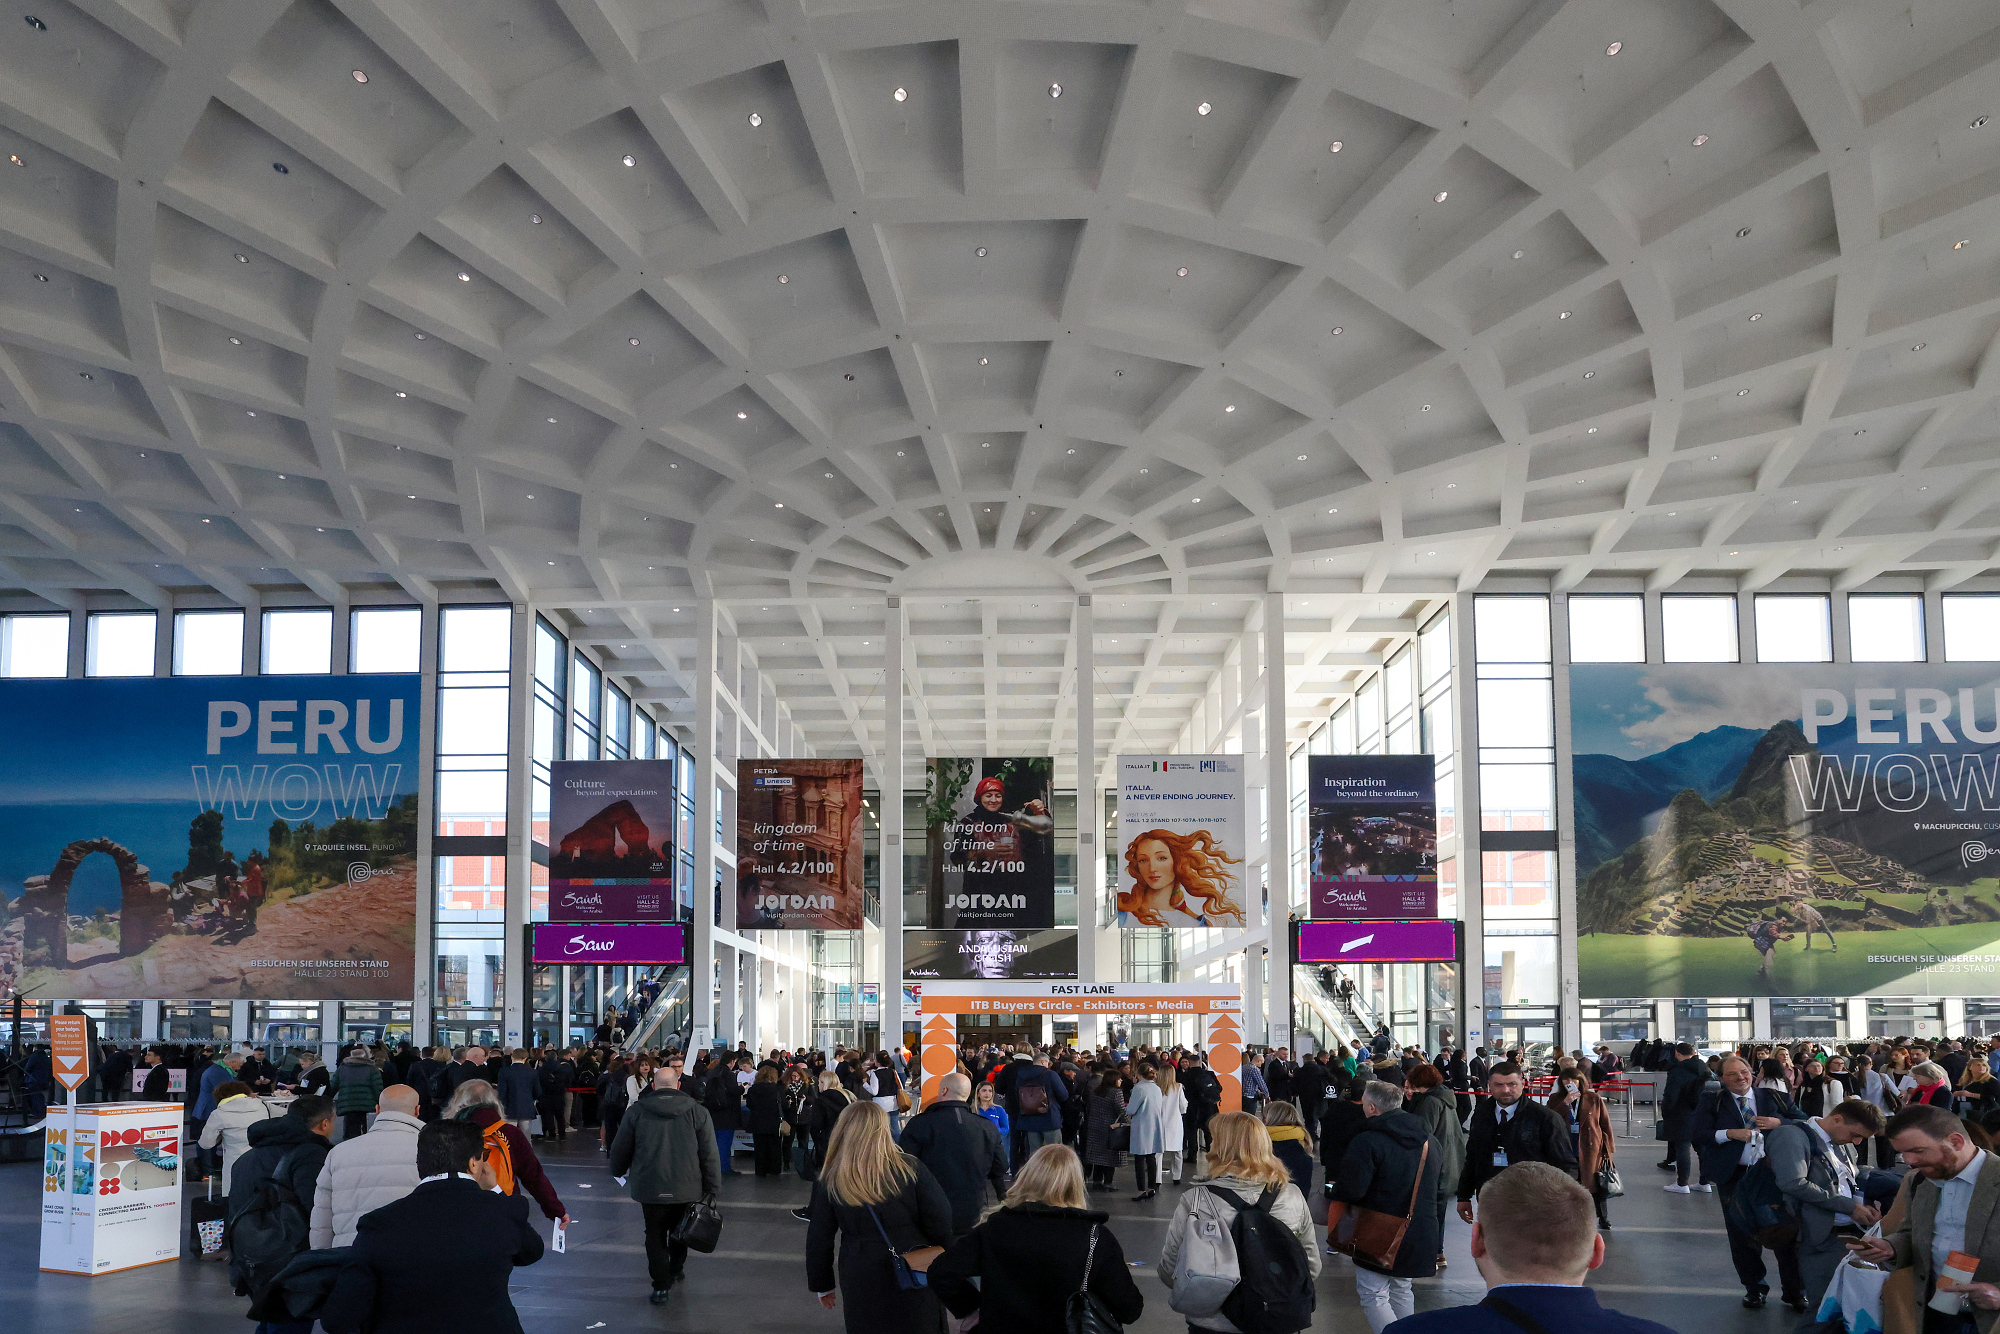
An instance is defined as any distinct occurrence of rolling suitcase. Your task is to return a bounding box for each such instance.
[190,1177,227,1258]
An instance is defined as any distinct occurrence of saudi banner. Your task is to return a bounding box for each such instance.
[735,759,866,929]
[1307,755,1438,918]
[548,759,676,921]
[1575,664,2000,997]
[1114,756,1248,928]
[923,757,1056,928]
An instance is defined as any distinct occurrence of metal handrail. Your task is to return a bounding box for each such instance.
[621,972,690,1054]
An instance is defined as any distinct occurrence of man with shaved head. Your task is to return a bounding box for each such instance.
[310,1082,425,1248]
[898,1068,1010,1239]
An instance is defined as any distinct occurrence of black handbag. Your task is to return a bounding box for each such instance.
[1066,1224,1125,1333]
[1596,1163,1624,1198]
[1109,1121,1131,1153]
[672,1194,723,1253]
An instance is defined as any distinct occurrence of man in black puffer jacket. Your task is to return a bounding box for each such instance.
[1331,1080,1443,1330]
[899,1072,1009,1239]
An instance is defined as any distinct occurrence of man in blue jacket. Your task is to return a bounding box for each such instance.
[1004,1052,1069,1162]
[1388,1162,1674,1334]
[1688,1055,1806,1312]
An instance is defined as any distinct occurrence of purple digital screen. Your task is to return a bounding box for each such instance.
[1295,919,1458,964]
[530,922,687,966]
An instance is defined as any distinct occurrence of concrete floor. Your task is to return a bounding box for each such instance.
[1,1124,1792,1332]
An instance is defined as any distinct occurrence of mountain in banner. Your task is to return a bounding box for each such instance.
[1572,724,1763,879]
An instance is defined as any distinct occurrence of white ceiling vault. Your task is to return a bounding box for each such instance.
[2,0,2000,759]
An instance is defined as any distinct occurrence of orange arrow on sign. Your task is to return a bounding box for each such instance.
[50,1015,90,1093]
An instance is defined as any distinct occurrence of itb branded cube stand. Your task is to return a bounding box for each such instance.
[39,1102,186,1276]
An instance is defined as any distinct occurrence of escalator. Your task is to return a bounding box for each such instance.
[620,971,691,1054]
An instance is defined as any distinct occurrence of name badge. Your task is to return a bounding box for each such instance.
[1493,1150,1509,1168]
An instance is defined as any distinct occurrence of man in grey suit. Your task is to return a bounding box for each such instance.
[1855,1102,2000,1334]
[1766,1097,1885,1330]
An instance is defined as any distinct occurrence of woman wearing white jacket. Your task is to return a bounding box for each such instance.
[195,1081,274,1192]
[1127,1061,1187,1198]
[1159,1111,1321,1333]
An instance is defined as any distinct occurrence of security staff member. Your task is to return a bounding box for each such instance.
[1458,1061,1577,1221]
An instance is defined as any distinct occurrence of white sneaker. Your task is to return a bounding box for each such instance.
[1694,1184,1714,1193]
[1664,1184,1692,1194]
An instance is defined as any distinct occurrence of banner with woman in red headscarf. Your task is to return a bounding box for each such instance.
[923,757,1056,928]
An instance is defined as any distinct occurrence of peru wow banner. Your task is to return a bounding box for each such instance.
[1574,664,2000,997]
[735,759,866,929]
[1115,756,1248,927]
[0,676,420,1001]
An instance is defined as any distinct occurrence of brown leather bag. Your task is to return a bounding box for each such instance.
[1329,1141,1429,1269]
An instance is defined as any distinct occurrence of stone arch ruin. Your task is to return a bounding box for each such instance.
[19,838,172,969]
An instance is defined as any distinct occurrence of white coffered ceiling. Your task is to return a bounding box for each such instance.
[2,0,1999,758]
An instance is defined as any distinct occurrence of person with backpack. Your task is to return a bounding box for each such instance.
[1006,1052,1070,1164]
[333,1046,383,1143]
[929,1142,1146,1330]
[1158,1110,1320,1334]
[1689,1054,1806,1311]
[609,1062,722,1305]
[441,1078,570,1236]
[1328,1081,1442,1331]
[226,1094,336,1333]
[1763,1097,1885,1330]
[320,1119,544,1334]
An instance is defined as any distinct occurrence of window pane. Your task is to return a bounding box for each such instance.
[0,613,68,677]
[351,607,421,673]
[1384,647,1413,719]
[262,608,332,674]
[174,610,243,675]
[1754,595,1831,663]
[1568,596,1643,663]
[86,612,156,677]
[441,605,513,672]
[1943,595,2000,662]
[439,685,510,755]
[1477,678,1553,748]
[1474,596,1550,663]
[1418,612,1451,687]
[1661,595,1738,662]
[437,771,508,827]
[534,620,563,689]
[573,654,600,721]
[1848,595,1924,663]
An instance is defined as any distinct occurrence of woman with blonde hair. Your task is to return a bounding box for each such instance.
[804,1100,954,1333]
[1261,1100,1315,1195]
[930,1144,1145,1329]
[1117,828,1245,927]
[1159,1111,1320,1331]
[1148,1060,1191,1185]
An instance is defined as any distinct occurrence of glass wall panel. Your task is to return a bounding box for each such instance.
[1661,595,1739,662]
[0,612,68,676]
[1754,595,1831,663]
[351,607,422,673]
[87,611,156,676]
[1568,595,1644,663]
[173,610,242,675]
[1849,594,1925,663]
[1943,594,2000,661]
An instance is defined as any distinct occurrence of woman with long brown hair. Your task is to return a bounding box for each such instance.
[1116,828,1245,926]
[804,1100,954,1333]
[1546,1067,1616,1230]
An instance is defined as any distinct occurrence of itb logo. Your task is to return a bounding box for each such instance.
[1962,841,1996,867]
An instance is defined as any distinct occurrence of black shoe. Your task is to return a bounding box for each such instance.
[1785,1296,1808,1314]
[1742,1293,1766,1309]
[1655,1161,1675,1171]
[790,1206,811,1221]
[650,1288,670,1306]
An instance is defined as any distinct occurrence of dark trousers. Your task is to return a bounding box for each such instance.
[1088,1162,1115,1186]
[1183,1108,1213,1161]
[753,1131,783,1176]
[1667,1137,1697,1186]
[539,1101,566,1141]
[1719,1168,1803,1298]
[342,1111,368,1142]
[1134,1153,1160,1192]
[641,1202,693,1288]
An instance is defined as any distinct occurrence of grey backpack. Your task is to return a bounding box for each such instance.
[1168,1186,1243,1318]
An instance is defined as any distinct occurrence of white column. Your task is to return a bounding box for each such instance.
[693,602,719,1051]
[140,1000,161,1045]
[66,601,86,679]
[1552,593,1582,1049]
[1242,696,1265,1047]
[1076,596,1101,1048]
[241,596,263,676]
[1751,996,1773,1040]
[1845,996,1869,1040]
[501,605,533,1050]
[882,597,905,1053]
[230,1000,250,1045]
[411,600,439,1045]
[1944,998,1967,1038]
[1453,594,1487,1051]
[330,592,351,675]
[717,945,739,1048]
[1263,593,1290,1047]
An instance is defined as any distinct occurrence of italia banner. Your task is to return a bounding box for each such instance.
[1575,665,2000,997]
[1115,756,1248,928]
[735,759,866,930]
[922,758,1056,928]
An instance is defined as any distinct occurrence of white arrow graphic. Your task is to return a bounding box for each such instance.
[1339,934,1374,953]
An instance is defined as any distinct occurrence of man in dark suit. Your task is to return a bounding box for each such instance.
[1469,1048,1491,1085]
[1458,1062,1578,1222]
[322,1119,545,1334]
[1266,1048,1296,1106]
[1659,1042,1710,1186]
[1293,1052,1330,1131]
[1689,1054,1806,1312]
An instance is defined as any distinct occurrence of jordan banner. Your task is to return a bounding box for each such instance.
[1115,756,1249,928]
[0,676,420,1001]
[549,759,676,921]
[923,757,1056,928]
[1307,755,1438,918]
[1575,664,2000,997]
[736,759,866,929]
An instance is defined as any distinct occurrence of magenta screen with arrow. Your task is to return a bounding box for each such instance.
[1295,920,1458,963]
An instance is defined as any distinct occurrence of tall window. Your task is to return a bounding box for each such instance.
[1661,594,1738,662]
[262,608,333,674]
[605,683,631,759]
[0,613,69,676]
[531,618,566,921]
[1384,645,1416,754]
[1943,594,2000,661]
[173,610,242,675]
[435,607,512,1033]
[86,611,156,676]
[570,652,601,760]
[1568,595,1644,663]
[1849,594,1924,663]
[1754,595,1831,663]
[352,607,422,673]
[1418,611,1455,919]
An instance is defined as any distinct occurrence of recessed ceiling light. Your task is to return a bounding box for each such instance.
[1433,190,1448,202]
[774,502,784,508]
[980,440,992,447]
[1729,550,1738,556]
[1586,426,1598,433]
[1736,227,1752,238]
[234,253,248,262]
[316,527,324,532]
[1559,310,1571,319]
[406,494,415,500]
[201,517,211,523]
[978,356,989,365]
[1176,266,1189,277]
[1605,40,1622,55]
[31,272,47,281]
[414,332,426,339]
[736,410,748,419]
[1974,117,1990,129]
[6,154,21,167]
[456,271,470,282]
[1583,370,1595,378]
[1512,249,1525,260]
[529,213,542,224]
[1748,311,1761,320]
[777,274,788,284]
[77,371,92,380]
[1691,134,1709,146]
[1191,497,1201,503]
[546,416,558,423]
[1709,455,1719,460]
[1297,454,1308,461]
[1446,482,1456,488]
[1067,448,1076,454]
[1956,239,1971,250]
[1912,342,1926,351]
[228,336,241,345]
[1140,468,1149,474]
[24,15,45,29]
[896,450,905,456]
[1049,83,1062,99]
[748,112,763,127]
[1331,326,1343,335]
[395,390,407,398]
[1329,140,1343,153]
[351,69,368,83]
[272,162,289,174]
[621,154,636,167]
[1197,101,1212,115]
[824,472,834,478]
[527,494,535,499]
[1224,404,1235,412]
[893,87,908,103]
[1420,403,1431,411]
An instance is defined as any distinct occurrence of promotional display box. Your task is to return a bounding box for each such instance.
[40,1102,184,1276]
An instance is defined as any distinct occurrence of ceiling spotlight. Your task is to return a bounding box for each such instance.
[736,411,748,419]
[1583,370,1595,378]
[1729,550,1738,556]
[406,494,416,500]
[842,372,855,381]
[893,87,908,102]
[1224,404,1236,412]
[1447,482,1456,488]
[1748,311,1762,320]
[1176,266,1189,277]
[272,162,289,174]
[1191,497,1202,503]
[1433,190,1448,202]
[395,390,407,397]
[1586,426,1599,433]
[1329,140,1343,153]
[824,472,834,478]
[774,502,784,508]
[201,517,211,523]
[980,440,991,447]
[529,212,542,224]
[234,253,248,262]
[1737,388,1749,395]
[1736,227,1752,238]
[978,356,988,365]
[229,336,242,345]
[456,271,470,282]
[1197,101,1212,115]
[31,272,46,281]
[24,14,45,29]
[1420,403,1431,411]
[1559,310,1571,319]
[6,154,20,167]
[1975,117,1990,129]
[975,246,987,257]
[1512,249,1525,259]
[1049,83,1062,99]
[527,494,535,499]
[414,331,426,339]
[546,416,558,423]
[777,273,788,284]
[1331,326,1343,335]
[351,69,368,82]
[1067,448,1076,454]
[1912,342,1926,351]
[1605,40,1622,55]
[77,371,92,381]
[628,336,641,346]
[748,112,763,127]
[1691,134,1709,146]
[621,154,636,167]
[1297,454,1309,461]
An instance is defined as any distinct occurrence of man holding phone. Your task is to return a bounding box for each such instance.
[1766,1098,1885,1331]
[1852,1103,2000,1334]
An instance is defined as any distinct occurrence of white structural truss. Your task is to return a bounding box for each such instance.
[2,0,2000,765]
